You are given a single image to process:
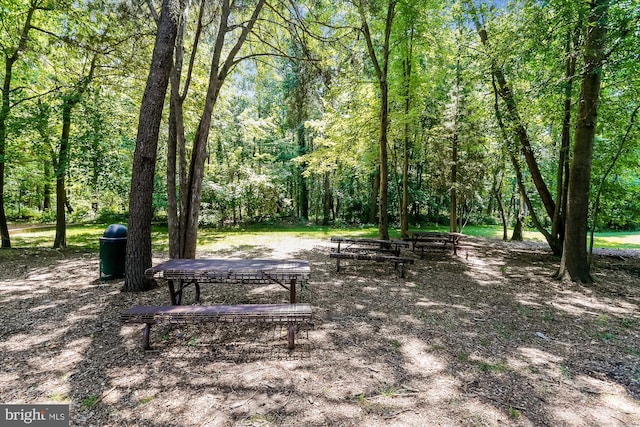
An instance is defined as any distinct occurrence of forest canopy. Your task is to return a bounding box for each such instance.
[1,0,638,243]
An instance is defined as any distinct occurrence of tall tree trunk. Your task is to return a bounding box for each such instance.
[322,172,331,226]
[378,76,390,240]
[465,1,562,253]
[552,27,579,241]
[53,56,96,249]
[491,76,562,253]
[167,0,203,259]
[511,192,524,241]
[43,160,51,210]
[400,32,413,239]
[493,172,508,240]
[180,0,266,258]
[298,125,309,221]
[125,0,179,291]
[0,4,38,248]
[557,0,609,283]
[450,131,458,233]
[369,166,380,224]
[359,0,396,240]
[53,100,73,249]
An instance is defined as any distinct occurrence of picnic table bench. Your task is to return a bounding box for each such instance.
[122,303,313,350]
[405,231,466,257]
[329,237,414,278]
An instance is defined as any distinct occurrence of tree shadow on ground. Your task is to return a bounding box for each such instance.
[0,239,639,425]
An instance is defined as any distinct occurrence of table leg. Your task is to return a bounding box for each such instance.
[289,278,297,303]
[287,323,295,349]
[168,279,178,305]
[142,323,152,350]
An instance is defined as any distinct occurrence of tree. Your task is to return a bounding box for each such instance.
[171,0,267,259]
[125,0,179,292]
[464,0,563,254]
[357,0,396,240]
[52,55,97,249]
[557,0,610,282]
[0,0,51,248]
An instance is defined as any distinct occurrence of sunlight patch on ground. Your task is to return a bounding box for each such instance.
[0,332,53,352]
[518,346,561,362]
[39,338,92,371]
[400,337,446,376]
[198,236,329,259]
[550,382,640,427]
[463,254,506,285]
[551,289,639,317]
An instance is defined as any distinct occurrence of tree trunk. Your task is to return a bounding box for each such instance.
[557,0,609,283]
[490,76,562,253]
[493,172,508,240]
[378,76,390,240]
[167,0,203,259]
[125,0,178,292]
[180,0,266,258]
[322,172,331,226]
[0,4,39,249]
[52,53,96,249]
[552,27,579,241]
[400,37,413,238]
[511,192,524,241]
[298,125,309,221]
[358,0,395,240]
[53,100,74,249]
[450,131,458,233]
[43,161,51,210]
[369,166,380,224]
[465,1,562,250]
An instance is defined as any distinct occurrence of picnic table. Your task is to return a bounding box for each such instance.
[122,258,313,350]
[406,231,466,256]
[144,258,311,305]
[329,237,414,277]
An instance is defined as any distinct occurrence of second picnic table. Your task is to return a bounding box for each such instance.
[329,237,413,277]
[407,231,466,256]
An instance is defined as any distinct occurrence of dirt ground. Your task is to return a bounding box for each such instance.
[1,236,639,426]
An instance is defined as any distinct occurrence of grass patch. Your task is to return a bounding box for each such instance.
[138,396,153,406]
[49,392,68,402]
[508,406,521,419]
[480,361,508,373]
[389,339,402,350]
[81,395,99,408]
[457,352,470,362]
[7,222,640,253]
[560,364,573,380]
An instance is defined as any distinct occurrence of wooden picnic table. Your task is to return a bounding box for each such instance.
[407,231,466,256]
[329,237,413,277]
[144,258,311,305]
[330,236,410,255]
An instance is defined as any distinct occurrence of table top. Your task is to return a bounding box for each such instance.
[330,236,409,246]
[410,231,465,238]
[144,258,311,282]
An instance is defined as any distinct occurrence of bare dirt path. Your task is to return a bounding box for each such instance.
[0,237,639,426]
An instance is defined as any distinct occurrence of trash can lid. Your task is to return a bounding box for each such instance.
[103,224,127,238]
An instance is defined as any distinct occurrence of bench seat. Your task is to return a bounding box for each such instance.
[122,303,313,350]
[329,252,414,278]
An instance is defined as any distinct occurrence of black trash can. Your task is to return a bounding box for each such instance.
[99,224,127,279]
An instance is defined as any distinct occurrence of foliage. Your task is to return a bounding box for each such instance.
[1,0,639,250]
